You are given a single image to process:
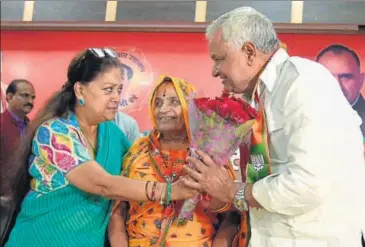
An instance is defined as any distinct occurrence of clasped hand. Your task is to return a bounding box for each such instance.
[180,149,235,203]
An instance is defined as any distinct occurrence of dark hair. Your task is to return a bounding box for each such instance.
[162,76,173,83]
[6,79,32,95]
[316,44,361,67]
[7,48,121,205]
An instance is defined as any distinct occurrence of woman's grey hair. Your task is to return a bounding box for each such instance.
[206,7,280,54]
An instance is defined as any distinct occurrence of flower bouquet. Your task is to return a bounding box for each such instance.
[176,92,257,225]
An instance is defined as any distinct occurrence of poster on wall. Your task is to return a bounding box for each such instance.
[116,48,154,114]
[1,31,364,169]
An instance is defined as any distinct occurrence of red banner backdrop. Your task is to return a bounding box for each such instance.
[1,31,364,131]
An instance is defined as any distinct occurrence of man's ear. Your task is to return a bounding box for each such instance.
[242,42,256,66]
[6,93,14,103]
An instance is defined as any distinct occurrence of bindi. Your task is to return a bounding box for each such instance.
[157,82,174,98]
[162,89,167,97]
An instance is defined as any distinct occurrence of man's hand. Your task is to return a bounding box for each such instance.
[182,149,236,203]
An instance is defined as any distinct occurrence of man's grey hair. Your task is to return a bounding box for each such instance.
[206,7,280,54]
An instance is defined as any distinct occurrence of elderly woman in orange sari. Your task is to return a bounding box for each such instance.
[108,75,235,247]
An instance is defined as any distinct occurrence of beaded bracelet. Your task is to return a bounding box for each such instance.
[165,183,172,205]
[233,182,248,212]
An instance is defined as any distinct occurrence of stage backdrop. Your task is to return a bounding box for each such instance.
[1,31,364,131]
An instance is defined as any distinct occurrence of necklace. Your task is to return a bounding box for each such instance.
[80,128,97,154]
[149,149,185,183]
[148,137,186,183]
[85,136,97,154]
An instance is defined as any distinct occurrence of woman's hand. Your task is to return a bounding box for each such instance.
[182,150,236,203]
[171,177,199,201]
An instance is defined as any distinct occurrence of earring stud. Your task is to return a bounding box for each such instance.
[78,98,85,105]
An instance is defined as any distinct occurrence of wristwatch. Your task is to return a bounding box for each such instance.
[233,182,248,212]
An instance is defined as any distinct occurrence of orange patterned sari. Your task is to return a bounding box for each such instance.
[117,75,232,247]
[122,132,218,247]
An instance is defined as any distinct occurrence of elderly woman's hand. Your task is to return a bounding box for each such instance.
[171,177,200,201]
[182,150,236,203]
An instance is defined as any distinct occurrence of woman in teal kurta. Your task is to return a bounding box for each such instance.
[5,48,197,247]
[6,113,130,247]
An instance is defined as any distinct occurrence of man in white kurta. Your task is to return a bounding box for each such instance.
[183,6,365,247]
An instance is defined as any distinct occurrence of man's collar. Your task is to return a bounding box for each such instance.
[259,48,289,93]
[7,109,29,125]
[351,94,360,107]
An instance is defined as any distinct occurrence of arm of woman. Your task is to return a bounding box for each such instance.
[66,161,149,201]
[66,160,197,201]
[108,202,129,247]
[37,123,197,202]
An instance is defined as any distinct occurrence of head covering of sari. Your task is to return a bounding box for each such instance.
[149,75,196,142]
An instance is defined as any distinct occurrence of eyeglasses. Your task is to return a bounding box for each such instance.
[75,48,118,71]
[88,48,118,58]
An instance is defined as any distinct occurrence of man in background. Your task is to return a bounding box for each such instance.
[0,79,35,245]
[0,79,35,193]
[317,44,365,137]
[317,44,365,247]
[113,65,142,144]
